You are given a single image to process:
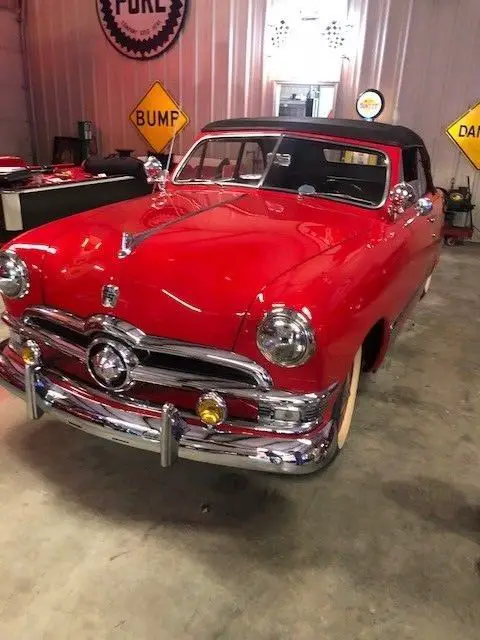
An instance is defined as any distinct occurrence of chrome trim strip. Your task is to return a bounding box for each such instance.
[118,194,245,258]
[21,307,85,332]
[15,318,86,362]
[0,346,337,475]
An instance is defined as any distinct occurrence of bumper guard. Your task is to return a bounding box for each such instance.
[0,341,337,475]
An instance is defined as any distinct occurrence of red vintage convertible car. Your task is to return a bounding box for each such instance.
[0,118,443,474]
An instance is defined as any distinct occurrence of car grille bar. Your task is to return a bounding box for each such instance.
[2,308,337,433]
[5,306,274,393]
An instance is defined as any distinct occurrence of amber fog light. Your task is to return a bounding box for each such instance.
[22,340,41,366]
[196,392,227,427]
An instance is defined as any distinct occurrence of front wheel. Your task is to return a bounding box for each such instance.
[337,347,362,449]
[327,346,362,463]
[303,347,362,472]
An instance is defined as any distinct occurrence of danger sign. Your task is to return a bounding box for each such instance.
[446,100,480,170]
[129,82,189,152]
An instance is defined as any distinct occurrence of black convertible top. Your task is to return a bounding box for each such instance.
[202,117,426,149]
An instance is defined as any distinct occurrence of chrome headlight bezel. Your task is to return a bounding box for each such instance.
[256,308,316,368]
[0,250,30,299]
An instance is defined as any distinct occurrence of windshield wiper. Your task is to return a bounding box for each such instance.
[179,178,232,187]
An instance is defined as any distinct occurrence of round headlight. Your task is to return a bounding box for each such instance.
[257,308,315,367]
[0,251,29,299]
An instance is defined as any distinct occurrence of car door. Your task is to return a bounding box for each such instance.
[402,147,443,288]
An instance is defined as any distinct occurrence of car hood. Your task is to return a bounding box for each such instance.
[36,186,371,349]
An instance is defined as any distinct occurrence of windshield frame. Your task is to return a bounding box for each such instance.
[172,132,391,209]
[172,132,282,189]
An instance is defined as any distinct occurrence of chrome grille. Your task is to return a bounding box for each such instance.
[2,306,335,434]
[18,306,273,393]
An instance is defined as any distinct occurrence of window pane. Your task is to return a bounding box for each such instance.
[416,150,428,196]
[263,137,388,206]
[176,137,278,184]
[238,142,267,179]
[402,148,417,182]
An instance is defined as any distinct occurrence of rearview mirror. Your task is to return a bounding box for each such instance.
[388,182,416,220]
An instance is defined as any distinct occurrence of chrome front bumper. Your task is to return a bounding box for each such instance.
[0,342,337,475]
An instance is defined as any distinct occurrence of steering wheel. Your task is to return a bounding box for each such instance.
[325,177,364,197]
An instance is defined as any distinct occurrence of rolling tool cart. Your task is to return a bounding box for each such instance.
[443,177,476,246]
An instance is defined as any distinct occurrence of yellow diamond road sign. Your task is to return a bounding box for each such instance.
[446,100,480,170]
[130,82,189,153]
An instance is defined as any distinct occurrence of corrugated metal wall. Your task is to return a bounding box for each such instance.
[0,0,30,159]
[25,0,267,162]
[338,0,480,234]
[25,0,479,233]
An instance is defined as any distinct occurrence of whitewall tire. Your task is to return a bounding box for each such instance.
[423,274,432,295]
[336,346,362,450]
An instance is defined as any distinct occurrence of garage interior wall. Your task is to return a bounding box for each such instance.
[337,0,480,234]
[25,0,479,234]
[24,0,267,162]
[0,0,31,159]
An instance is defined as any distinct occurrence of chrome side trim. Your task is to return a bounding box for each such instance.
[0,346,337,475]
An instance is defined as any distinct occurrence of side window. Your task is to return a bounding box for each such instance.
[402,147,426,199]
[402,148,417,183]
[237,141,267,179]
[416,150,428,196]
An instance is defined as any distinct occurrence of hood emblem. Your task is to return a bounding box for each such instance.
[102,284,120,309]
[87,338,138,392]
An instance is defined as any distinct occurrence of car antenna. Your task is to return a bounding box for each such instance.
[165,132,177,181]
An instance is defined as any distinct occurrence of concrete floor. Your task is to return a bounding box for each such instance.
[0,246,479,640]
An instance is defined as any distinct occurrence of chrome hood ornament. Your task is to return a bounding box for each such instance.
[102,284,120,309]
[144,156,167,193]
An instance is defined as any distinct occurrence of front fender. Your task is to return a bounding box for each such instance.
[234,231,394,394]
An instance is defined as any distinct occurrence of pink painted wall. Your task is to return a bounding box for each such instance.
[339,0,480,233]
[25,0,480,235]
[0,0,30,158]
[25,0,267,161]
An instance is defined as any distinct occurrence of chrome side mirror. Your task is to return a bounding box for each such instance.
[416,197,433,216]
[388,182,416,220]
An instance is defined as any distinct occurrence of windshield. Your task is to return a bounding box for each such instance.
[175,136,280,186]
[263,137,388,207]
[175,134,388,207]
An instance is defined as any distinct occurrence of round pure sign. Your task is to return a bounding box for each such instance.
[97,0,189,60]
[356,89,385,121]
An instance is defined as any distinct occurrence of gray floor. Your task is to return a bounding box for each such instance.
[0,246,479,639]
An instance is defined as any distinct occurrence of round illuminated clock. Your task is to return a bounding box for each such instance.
[356,89,385,121]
